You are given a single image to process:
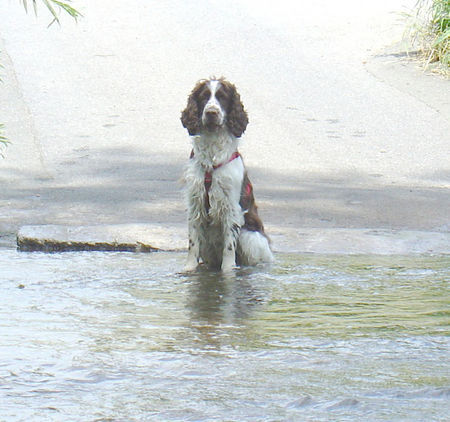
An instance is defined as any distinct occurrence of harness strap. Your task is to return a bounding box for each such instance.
[190,150,241,191]
[190,150,241,211]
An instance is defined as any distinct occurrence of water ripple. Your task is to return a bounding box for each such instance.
[0,251,449,421]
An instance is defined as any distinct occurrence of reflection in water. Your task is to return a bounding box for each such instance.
[184,266,269,350]
[0,251,449,421]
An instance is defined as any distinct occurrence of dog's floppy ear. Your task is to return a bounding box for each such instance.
[181,82,203,136]
[224,81,248,138]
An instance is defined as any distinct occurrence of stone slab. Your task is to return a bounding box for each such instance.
[17,224,187,253]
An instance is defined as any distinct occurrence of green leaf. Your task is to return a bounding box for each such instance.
[433,28,450,46]
[52,0,82,20]
[0,124,10,156]
[20,0,82,26]
[41,0,60,26]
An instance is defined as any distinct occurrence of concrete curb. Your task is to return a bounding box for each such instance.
[16,224,450,255]
[17,224,187,253]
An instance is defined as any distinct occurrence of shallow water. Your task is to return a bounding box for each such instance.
[0,250,449,421]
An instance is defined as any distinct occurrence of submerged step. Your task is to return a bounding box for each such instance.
[270,228,450,255]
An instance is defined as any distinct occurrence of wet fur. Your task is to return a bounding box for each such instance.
[181,78,273,271]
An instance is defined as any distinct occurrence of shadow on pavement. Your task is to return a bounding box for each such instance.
[1,146,449,240]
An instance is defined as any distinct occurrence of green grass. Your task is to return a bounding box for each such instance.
[408,0,450,74]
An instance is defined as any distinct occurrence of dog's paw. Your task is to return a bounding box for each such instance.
[221,266,237,274]
[184,260,198,272]
[221,257,237,273]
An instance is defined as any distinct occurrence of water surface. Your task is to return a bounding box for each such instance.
[0,251,449,421]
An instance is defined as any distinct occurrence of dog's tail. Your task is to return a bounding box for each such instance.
[237,229,274,266]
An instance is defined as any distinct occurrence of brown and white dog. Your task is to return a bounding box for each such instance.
[181,77,273,271]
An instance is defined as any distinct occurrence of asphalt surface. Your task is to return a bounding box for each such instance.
[1,0,449,252]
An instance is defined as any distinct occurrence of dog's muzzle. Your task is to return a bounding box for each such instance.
[202,106,224,130]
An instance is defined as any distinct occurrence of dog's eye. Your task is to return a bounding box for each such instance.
[198,89,211,103]
[216,91,231,109]
[216,90,228,102]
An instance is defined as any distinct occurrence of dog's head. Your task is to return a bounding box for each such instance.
[181,77,248,137]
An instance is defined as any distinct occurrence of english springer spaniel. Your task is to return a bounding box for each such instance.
[181,77,273,272]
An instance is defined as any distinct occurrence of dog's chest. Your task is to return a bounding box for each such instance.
[186,158,244,222]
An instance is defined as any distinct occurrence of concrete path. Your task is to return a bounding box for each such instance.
[1,0,449,253]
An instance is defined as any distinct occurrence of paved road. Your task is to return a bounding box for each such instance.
[1,0,449,249]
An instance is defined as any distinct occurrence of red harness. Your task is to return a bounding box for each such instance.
[190,150,250,211]
[190,150,240,190]
[204,151,241,192]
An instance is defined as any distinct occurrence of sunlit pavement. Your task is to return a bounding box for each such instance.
[0,0,449,252]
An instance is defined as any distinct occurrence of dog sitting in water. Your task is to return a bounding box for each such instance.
[181,77,273,271]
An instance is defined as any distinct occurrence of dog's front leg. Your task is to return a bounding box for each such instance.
[221,224,239,272]
[185,222,200,272]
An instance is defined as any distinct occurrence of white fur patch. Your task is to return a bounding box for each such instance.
[238,229,274,266]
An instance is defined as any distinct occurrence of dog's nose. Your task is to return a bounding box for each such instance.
[205,109,219,118]
[203,106,223,129]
